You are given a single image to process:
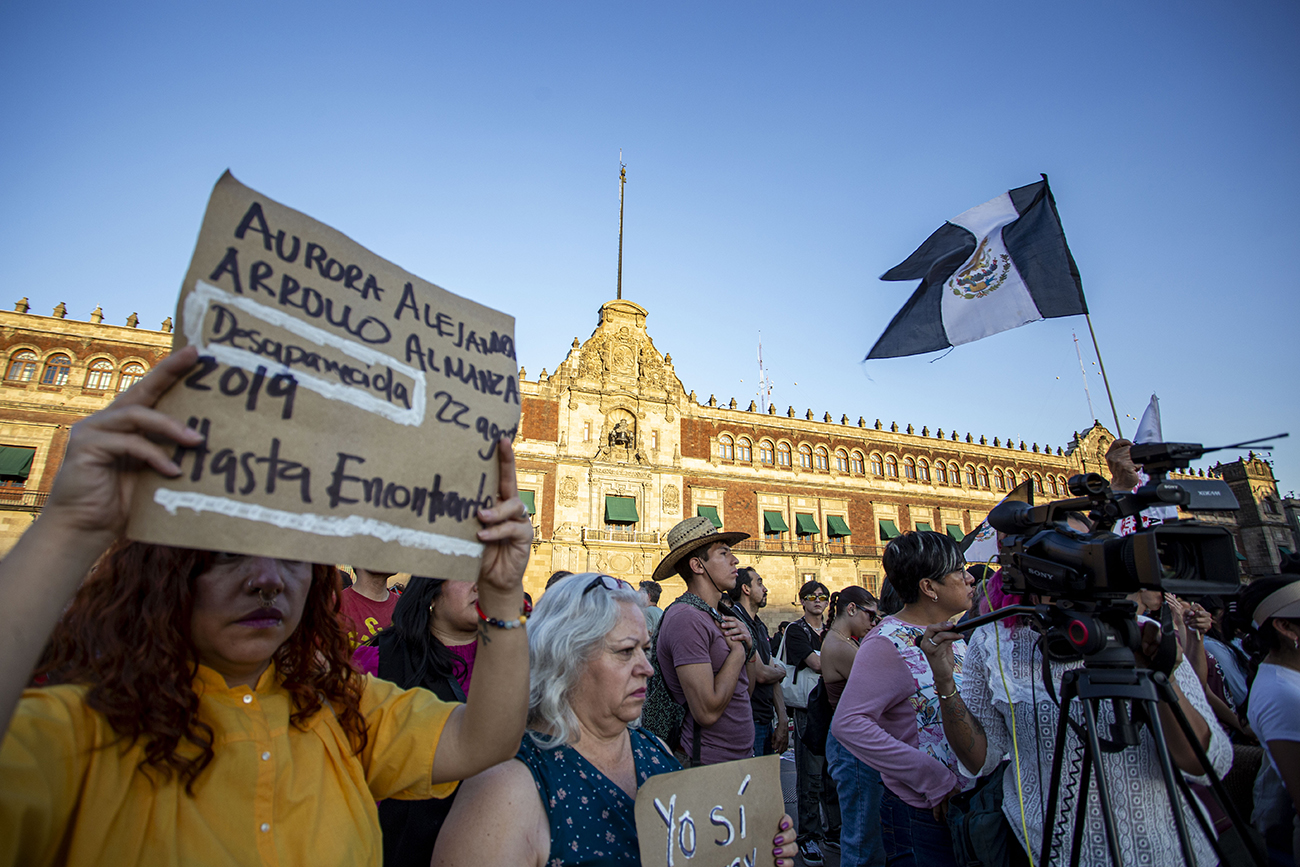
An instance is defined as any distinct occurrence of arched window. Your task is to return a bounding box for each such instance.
[936,463,948,484]
[5,350,37,382]
[949,463,961,485]
[116,363,146,392]
[815,446,829,471]
[1048,476,1059,496]
[965,465,977,486]
[994,469,1006,491]
[903,457,916,480]
[41,353,71,386]
[759,440,775,465]
[835,449,849,472]
[918,458,931,482]
[777,442,792,467]
[851,451,865,474]
[1058,476,1069,495]
[798,444,813,469]
[885,455,898,477]
[718,434,734,460]
[85,359,114,390]
[737,437,752,462]
[870,453,884,476]
[977,467,990,488]
[1033,473,1045,496]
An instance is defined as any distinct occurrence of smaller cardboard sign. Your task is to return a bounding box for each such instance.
[635,755,783,867]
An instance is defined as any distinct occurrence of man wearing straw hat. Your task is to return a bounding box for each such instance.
[652,516,756,766]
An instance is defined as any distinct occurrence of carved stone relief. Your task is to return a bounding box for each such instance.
[559,476,579,506]
[662,484,680,513]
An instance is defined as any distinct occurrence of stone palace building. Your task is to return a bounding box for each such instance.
[2,296,1294,618]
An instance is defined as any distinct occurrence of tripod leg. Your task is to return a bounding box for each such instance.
[1141,699,1202,866]
[1078,697,1126,867]
[1159,679,1267,867]
[1040,675,1079,867]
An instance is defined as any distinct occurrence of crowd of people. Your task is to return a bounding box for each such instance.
[0,350,1298,867]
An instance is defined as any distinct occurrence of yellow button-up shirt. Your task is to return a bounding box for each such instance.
[1,664,457,866]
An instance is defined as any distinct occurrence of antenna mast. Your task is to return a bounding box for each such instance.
[616,151,626,300]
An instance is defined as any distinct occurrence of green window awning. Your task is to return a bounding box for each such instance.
[879,520,901,540]
[697,505,722,528]
[795,513,820,536]
[0,446,34,481]
[826,515,851,538]
[519,490,536,516]
[1280,546,1294,557]
[763,511,789,533]
[915,522,932,533]
[946,524,965,541]
[1235,550,1247,561]
[605,495,639,524]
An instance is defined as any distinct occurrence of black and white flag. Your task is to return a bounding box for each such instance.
[867,176,1087,359]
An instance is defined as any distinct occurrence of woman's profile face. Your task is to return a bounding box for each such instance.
[571,601,653,728]
[189,555,313,685]
[431,579,479,633]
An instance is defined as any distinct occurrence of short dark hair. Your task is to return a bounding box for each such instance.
[882,531,965,605]
[639,580,662,604]
[727,567,757,602]
[545,570,574,589]
[798,580,829,601]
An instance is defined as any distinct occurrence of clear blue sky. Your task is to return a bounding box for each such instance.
[3,2,1297,491]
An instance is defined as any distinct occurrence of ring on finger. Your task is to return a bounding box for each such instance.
[927,637,938,646]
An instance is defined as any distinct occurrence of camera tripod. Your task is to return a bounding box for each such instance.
[955,600,1265,867]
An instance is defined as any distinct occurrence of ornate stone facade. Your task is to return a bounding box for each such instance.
[2,296,1292,620]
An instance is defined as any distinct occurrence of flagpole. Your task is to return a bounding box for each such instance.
[1084,313,1123,439]
[616,152,626,301]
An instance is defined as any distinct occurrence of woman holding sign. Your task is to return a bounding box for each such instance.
[0,347,534,867]
[433,573,799,866]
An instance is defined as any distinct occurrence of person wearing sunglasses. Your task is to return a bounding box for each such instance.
[432,573,800,866]
[782,580,837,864]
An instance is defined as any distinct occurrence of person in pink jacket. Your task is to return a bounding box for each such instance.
[829,531,974,867]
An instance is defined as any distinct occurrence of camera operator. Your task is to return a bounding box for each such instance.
[919,593,1230,865]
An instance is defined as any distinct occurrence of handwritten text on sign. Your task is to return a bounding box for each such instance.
[127,171,520,580]
[634,755,783,867]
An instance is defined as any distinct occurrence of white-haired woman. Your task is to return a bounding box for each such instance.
[433,573,798,866]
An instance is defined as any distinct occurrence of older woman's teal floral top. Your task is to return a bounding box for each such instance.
[516,725,680,866]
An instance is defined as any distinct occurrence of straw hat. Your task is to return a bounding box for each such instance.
[651,516,749,583]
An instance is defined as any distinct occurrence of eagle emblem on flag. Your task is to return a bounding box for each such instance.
[947,236,1012,300]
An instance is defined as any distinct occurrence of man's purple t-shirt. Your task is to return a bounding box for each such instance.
[657,603,753,763]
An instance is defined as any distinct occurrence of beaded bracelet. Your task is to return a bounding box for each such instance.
[475,598,533,630]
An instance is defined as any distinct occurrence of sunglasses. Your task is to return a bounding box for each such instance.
[582,574,633,596]
[802,593,829,603]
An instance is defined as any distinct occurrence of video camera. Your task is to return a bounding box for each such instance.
[989,441,1243,599]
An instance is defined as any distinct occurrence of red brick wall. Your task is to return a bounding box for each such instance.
[680,417,713,460]
[520,396,559,442]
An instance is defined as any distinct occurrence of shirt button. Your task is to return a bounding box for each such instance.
[260,823,270,833]
[261,751,271,761]
[242,695,253,704]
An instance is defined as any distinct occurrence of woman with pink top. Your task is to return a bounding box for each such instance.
[829,531,974,867]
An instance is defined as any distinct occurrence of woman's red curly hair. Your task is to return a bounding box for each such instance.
[34,540,369,792]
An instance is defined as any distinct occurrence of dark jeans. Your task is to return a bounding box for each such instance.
[826,731,884,867]
[754,720,775,757]
[793,707,840,841]
[880,786,957,867]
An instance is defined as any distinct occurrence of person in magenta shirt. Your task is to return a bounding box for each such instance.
[340,566,399,648]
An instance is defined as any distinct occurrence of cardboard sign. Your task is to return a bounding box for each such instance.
[127,172,520,580]
[635,755,783,867]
